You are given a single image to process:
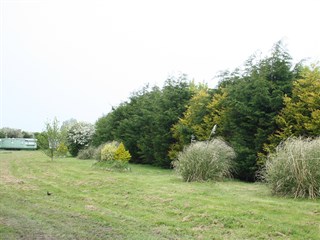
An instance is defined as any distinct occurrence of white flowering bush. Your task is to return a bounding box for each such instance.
[66,122,95,156]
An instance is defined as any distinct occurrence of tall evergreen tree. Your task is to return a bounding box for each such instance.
[170,86,214,159]
[92,113,115,146]
[266,64,320,152]
[151,76,192,167]
[92,75,192,167]
[218,42,299,181]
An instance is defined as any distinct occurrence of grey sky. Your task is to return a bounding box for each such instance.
[1,0,320,132]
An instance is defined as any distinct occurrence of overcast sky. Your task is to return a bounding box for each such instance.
[1,0,320,132]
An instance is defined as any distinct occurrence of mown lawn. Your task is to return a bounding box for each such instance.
[0,151,319,240]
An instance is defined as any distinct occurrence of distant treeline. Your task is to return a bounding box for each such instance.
[0,128,34,139]
[92,41,320,181]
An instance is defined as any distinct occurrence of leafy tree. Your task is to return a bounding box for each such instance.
[266,64,320,152]
[61,118,78,132]
[35,132,48,150]
[0,130,5,138]
[170,86,213,159]
[203,88,228,137]
[38,118,63,161]
[92,113,115,146]
[150,76,192,167]
[22,131,33,138]
[92,75,192,167]
[116,86,161,164]
[220,42,300,181]
[0,128,23,138]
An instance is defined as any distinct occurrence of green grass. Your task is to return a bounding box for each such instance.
[0,151,319,239]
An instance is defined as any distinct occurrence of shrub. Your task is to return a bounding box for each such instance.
[56,142,68,157]
[114,143,131,162]
[264,137,320,199]
[100,141,119,161]
[67,122,95,157]
[0,127,23,138]
[173,138,236,182]
[35,132,49,150]
[93,143,106,160]
[95,141,131,171]
[77,146,96,160]
[112,142,131,169]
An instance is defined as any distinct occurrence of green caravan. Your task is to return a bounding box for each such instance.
[0,138,37,150]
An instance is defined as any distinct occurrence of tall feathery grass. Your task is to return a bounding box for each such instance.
[265,137,320,199]
[174,138,236,182]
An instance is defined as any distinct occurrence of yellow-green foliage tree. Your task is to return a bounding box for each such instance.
[114,142,131,162]
[203,88,228,137]
[169,87,212,159]
[266,64,320,153]
[169,86,228,160]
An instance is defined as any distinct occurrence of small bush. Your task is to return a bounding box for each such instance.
[67,122,95,157]
[100,141,119,161]
[56,142,69,157]
[114,143,131,162]
[264,137,320,199]
[113,142,131,169]
[173,138,235,182]
[95,141,131,171]
[93,143,106,160]
[77,146,96,160]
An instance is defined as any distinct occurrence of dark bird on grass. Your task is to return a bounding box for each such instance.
[47,191,52,196]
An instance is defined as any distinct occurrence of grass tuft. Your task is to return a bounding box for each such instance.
[264,137,320,199]
[174,138,236,182]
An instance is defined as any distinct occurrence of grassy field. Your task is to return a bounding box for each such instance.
[0,151,319,239]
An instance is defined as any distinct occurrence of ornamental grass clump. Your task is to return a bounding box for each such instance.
[174,138,236,182]
[265,137,320,199]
